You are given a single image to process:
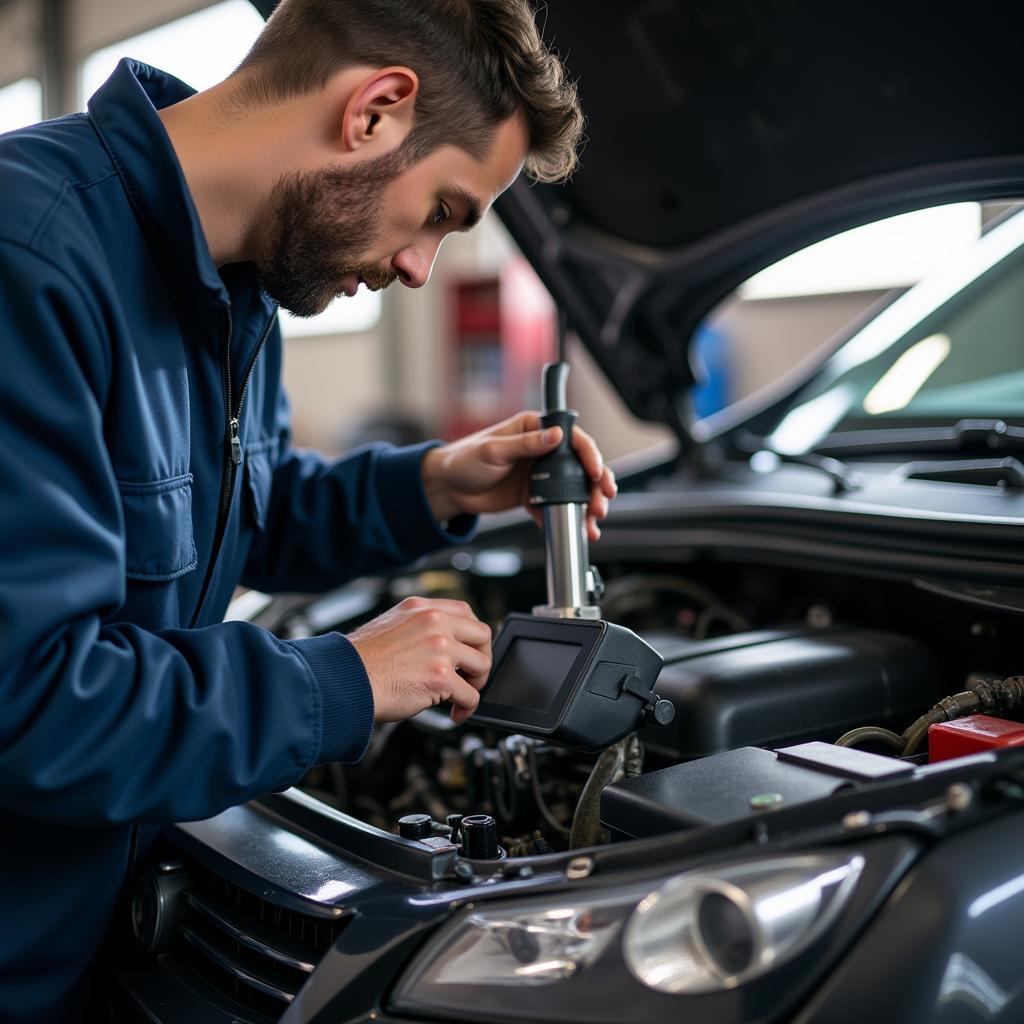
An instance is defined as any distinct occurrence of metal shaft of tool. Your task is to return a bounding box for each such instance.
[543,504,590,611]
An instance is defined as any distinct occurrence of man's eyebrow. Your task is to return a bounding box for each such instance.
[447,186,483,229]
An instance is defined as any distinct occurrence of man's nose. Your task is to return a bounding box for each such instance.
[392,242,440,289]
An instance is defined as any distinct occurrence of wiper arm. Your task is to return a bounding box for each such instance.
[767,450,866,494]
[738,435,865,494]
[814,418,1024,456]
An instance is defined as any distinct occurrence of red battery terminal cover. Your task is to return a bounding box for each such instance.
[928,714,1024,763]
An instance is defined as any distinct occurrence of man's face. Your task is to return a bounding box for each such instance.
[255,113,529,317]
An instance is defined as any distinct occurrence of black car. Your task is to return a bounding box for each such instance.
[111,4,1024,1022]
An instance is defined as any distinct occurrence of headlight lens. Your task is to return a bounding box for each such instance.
[391,851,864,1023]
[624,852,865,993]
[404,898,625,989]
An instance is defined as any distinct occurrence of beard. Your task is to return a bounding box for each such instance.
[253,146,410,317]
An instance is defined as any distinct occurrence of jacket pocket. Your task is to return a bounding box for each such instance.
[243,438,278,532]
[117,474,198,581]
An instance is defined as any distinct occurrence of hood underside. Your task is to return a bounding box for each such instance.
[494,0,1024,441]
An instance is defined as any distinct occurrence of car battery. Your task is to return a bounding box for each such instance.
[928,715,1024,763]
[601,742,912,839]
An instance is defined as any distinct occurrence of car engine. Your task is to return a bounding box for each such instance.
[247,543,1024,860]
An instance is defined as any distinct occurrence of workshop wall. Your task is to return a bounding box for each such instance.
[0,0,38,85]
[716,290,891,404]
[68,0,209,60]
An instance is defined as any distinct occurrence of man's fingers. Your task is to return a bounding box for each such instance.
[601,465,618,499]
[454,641,492,685]
[570,425,604,482]
[507,410,542,435]
[451,704,475,725]
[405,596,481,621]
[450,616,493,654]
[447,672,483,723]
[475,410,543,440]
[588,485,610,520]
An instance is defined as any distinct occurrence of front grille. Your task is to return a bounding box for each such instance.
[174,859,348,1020]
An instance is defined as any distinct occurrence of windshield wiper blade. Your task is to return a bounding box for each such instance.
[814,419,1024,456]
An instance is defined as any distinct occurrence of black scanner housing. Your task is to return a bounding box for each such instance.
[473,613,664,752]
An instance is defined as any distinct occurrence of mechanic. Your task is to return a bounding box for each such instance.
[0,1,609,1020]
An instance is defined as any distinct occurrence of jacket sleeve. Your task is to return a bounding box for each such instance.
[0,240,373,826]
[240,391,477,595]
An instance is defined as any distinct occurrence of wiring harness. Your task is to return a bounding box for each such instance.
[837,675,1024,756]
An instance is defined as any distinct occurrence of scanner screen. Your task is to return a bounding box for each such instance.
[484,637,582,713]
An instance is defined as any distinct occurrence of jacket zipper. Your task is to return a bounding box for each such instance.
[189,309,276,628]
[124,314,275,894]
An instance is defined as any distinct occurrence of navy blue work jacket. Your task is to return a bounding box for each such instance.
[0,60,473,1022]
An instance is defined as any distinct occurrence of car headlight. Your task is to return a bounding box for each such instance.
[623,853,864,993]
[391,850,866,1023]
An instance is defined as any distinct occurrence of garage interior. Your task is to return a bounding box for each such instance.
[5,1,1024,1022]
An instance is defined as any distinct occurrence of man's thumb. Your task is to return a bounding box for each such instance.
[535,426,563,449]
[486,427,562,463]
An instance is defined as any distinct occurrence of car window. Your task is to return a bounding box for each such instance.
[697,203,988,426]
[764,205,1024,452]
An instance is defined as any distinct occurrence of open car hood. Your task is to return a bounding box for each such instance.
[493,0,1024,443]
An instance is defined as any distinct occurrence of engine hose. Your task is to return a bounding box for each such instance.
[901,692,982,756]
[834,726,905,753]
[493,743,518,823]
[623,732,644,778]
[526,741,571,838]
[569,734,643,849]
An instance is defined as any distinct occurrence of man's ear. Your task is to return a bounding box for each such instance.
[341,66,419,153]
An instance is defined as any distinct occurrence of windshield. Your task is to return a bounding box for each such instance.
[764,206,1024,455]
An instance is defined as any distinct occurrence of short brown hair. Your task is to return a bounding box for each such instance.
[234,0,584,182]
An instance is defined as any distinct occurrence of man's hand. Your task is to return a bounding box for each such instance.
[348,597,492,724]
[421,411,618,541]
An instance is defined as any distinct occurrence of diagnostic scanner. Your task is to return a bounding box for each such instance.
[475,359,672,751]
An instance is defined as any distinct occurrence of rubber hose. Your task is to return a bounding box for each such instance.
[526,741,571,838]
[835,726,905,752]
[570,742,627,849]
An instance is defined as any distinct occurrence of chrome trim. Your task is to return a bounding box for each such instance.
[185,892,317,973]
[180,925,296,1004]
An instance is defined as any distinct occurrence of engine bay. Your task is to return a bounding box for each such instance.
[280,554,1024,860]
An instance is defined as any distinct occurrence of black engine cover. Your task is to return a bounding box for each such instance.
[638,627,942,760]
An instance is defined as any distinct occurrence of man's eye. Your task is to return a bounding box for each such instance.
[431,201,451,226]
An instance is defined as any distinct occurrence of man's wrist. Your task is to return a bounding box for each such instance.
[421,446,462,524]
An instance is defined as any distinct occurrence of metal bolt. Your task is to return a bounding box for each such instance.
[749,792,784,811]
[843,810,872,831]
[566,856,594,880]
[453,862,474,882]
[946,782,973,813]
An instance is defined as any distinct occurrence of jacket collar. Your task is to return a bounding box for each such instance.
[88,58,274,320]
